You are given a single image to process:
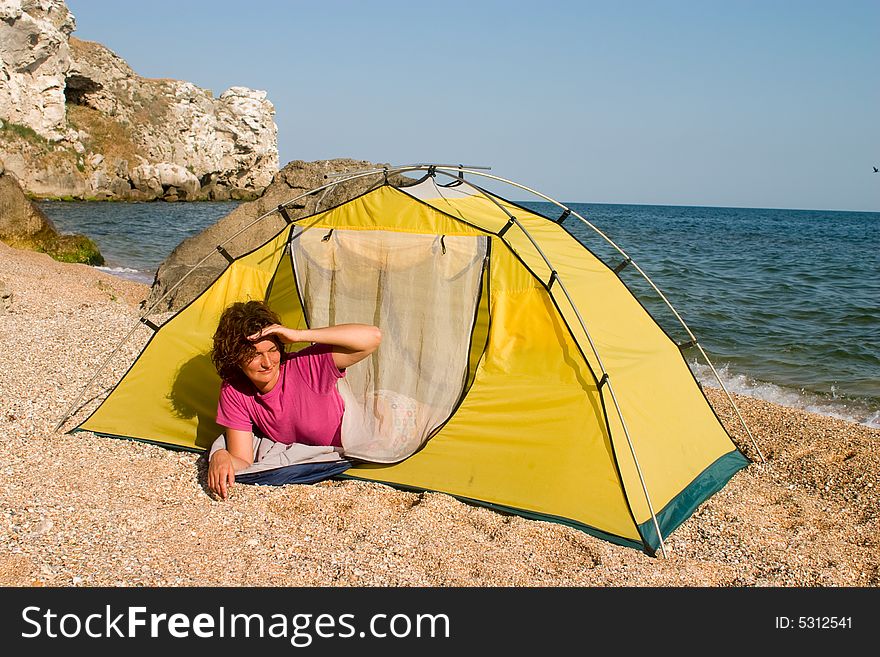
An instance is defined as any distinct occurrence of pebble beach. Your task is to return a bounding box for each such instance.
[1,240,877,587]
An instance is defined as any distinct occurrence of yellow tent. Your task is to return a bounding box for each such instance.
[73,167,751,555]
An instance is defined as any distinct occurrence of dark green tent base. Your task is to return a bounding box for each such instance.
[341,449,750,556]
[639,449,750,554]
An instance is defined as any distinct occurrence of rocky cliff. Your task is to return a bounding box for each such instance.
[0,0,278,201]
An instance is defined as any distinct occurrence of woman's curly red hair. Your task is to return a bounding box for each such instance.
[211,300,283,382]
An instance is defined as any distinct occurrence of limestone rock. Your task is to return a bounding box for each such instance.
[0,1,278,200]
[148,159,418,311]
[65,39,278,196]
[0,171,103,264]
[130,163,200,199]
[0,0,75,141]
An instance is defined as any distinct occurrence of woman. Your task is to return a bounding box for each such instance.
[207,300,381,499]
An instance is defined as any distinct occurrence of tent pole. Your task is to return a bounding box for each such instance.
[52,319,155,432]
[429,169,669,557]
[54,167,424,433]
[693,343,765,461]
[603,379,669,557]
[324,163,491,178]
[419,166,764,463]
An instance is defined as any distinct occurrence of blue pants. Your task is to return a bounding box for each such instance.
[234,460,353,486]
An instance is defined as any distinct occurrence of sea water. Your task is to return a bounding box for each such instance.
[39,200,241,284]
[39,199,879,428]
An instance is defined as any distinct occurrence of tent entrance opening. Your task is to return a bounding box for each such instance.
[291,227,488,462]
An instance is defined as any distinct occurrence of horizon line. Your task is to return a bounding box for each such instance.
[514,199,880,214]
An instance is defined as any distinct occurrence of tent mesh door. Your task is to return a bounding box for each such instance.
[291,227,488,462]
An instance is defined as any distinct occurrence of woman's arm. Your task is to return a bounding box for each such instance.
[249,323,382,370]
[207,428,254,500]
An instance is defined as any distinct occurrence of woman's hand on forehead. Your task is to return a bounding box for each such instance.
[248,324,301,344]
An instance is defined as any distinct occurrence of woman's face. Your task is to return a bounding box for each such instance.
[240,338,281,391]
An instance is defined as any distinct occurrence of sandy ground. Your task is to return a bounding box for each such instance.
[0,241,877,587]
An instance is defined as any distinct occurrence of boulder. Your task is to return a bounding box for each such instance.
[108,176,131,197]
[0,171,103,264]
[28,164,89,198]
[148,159,418,311]
[130,163,200,199]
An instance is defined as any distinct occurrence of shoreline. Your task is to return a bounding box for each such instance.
[0,242,877,586]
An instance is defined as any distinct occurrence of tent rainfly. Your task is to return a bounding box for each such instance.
[65,164,759,556]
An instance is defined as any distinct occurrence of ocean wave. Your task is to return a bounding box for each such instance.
[689,361,880,429]
[94,266,153,285]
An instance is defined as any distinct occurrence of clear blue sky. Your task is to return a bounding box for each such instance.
[65,0,879,211]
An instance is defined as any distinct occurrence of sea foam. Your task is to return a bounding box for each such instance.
[690,361,880,429]
[94,266,153,284]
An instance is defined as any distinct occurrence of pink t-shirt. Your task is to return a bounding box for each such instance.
[216,344,346,447]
